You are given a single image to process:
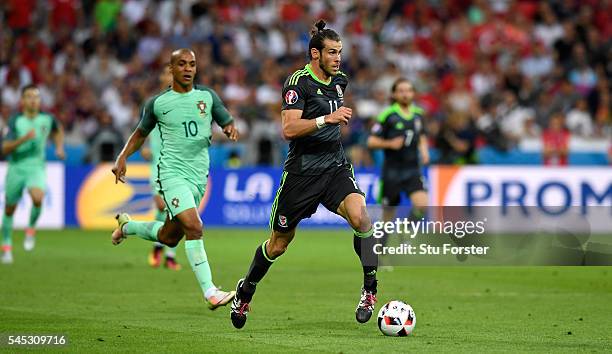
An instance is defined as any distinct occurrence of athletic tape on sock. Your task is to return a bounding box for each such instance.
[354,227,374,238]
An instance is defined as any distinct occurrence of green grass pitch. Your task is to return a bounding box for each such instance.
[1,229,611,353]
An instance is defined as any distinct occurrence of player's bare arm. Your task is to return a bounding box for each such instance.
[419,135,429,165]
[281,107,352,140]
[366,135,404,150]
[112,129,147,184]
[1,129,35,155]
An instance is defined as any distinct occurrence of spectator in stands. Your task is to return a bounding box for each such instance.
[534,3,564,48]
[436,111,477,165]
[136,20,164,65]
[447,72,478,116]
[551,78,581,115]
[107,86,136,131]
[82,43,126,93]
[520,41,554,79]
[593,97,611,139]
[14,30,52,83]
[49,0,80,33]
[568,44,598,96]
[566,98,594,137]
[83,109,124,163]
[94,0,122,33]
[542,112,570,166]
[109,16,138,63]
[554,20,578,69]
[470,58,497,98]
[72,87,98,134]
[0,54,32,88]
[0,0,610,167]
[4,0,36,36]
[475,96,511,152]
[37,70,56,110]
[1,72,22,110]
[390,41,430,82]
[497,90,538,143]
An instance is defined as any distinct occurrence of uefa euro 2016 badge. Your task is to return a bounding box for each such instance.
[196,100,207,117]
[285,90,298,105]
[336,84,343,98]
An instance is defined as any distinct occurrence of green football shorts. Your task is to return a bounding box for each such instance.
[4,165,46,206]
[150,165,160,195]
[157,177,206,218]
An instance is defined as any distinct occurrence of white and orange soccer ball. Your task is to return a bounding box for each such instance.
[377,300,416,336]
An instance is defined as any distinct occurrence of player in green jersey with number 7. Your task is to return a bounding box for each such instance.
[1,85,65,264]
[111,49,239,309]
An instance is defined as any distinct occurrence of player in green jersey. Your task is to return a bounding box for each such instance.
[111,49,239,309]
[140,65,181,271]
[1,84,65,264]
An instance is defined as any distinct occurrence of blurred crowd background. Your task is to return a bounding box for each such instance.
[1,0,611,166]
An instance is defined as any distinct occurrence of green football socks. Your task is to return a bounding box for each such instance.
[185,239,215,295]
[165,246,176,258]
[29,206,42,228]
[153,209,177,256]
[2,214,13,247]
[123,221,162,242]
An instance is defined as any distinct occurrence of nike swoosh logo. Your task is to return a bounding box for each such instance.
[162,109,174,115]
[195,261,205,266]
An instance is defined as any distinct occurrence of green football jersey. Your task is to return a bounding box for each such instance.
[148,125,162,176]
[4,112,58,167]
[149,125,162,164]
[137,85,233,184]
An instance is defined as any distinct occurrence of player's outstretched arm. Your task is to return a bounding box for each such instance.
[1,129,35,155]
[208,87,239,142]
[282,107,352,140]
[112,129,147,184]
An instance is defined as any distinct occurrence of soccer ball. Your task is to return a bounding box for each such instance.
[377,300,416,336]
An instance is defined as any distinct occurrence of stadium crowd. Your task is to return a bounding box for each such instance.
[0,0,610,166]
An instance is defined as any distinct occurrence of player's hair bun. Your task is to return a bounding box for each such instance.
[307,19,340,58]
[311,19,327,36]
[315,19,326,31]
